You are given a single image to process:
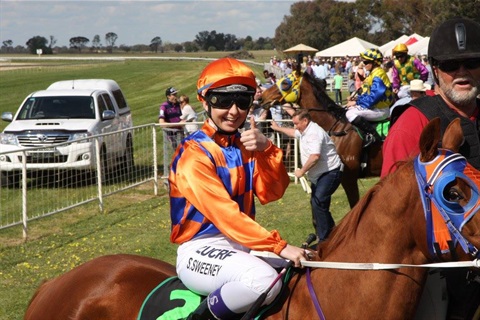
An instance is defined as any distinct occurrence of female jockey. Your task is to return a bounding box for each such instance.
[346,48,394,145]
[168,57,309,319]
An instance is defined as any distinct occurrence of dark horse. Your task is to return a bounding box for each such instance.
[25,119,480,319]
[261,70,383,208]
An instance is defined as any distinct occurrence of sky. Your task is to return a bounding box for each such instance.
[0,0,315,48]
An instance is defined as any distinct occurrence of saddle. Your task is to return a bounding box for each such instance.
[137,270,297,320]
[138,277,202,320]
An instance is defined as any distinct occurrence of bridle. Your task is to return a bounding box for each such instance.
[415,149,480,259]
[270,74,352,137]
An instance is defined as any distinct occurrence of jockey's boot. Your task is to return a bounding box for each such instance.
[186,299,214,320]
[351,116,382,147]
[186,287,242,320]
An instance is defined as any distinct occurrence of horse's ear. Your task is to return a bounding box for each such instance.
[419,118,441,162]
[295,62,301,77]
[442,118,463,153]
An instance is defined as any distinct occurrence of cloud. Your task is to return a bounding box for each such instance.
[0,1,298,47]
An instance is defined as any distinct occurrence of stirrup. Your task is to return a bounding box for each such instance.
[363,133,376,148]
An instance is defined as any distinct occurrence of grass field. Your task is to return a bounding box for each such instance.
[0,50,276,132]
[0,53,380,319]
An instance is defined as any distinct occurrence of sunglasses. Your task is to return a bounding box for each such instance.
[363,60,373,65]
[436,59,480,72]
[205,92,254,110]
[394,54,407,59]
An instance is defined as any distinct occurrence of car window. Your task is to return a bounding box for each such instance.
[112,89,128,109]
[97,95,108,114]
[18,96,94,119]
[101,93,116,112]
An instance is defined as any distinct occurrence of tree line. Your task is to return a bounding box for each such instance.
[274,0,479,53]
[1,0,478,55]
[1,30,275,55]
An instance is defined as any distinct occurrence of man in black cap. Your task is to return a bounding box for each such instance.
[382,17,480,319]
[159,86,183,149]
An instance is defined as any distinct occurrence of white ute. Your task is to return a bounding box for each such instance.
[0,79,134,186]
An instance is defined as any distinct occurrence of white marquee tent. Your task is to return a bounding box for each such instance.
[315,37,378,58]
[379,35,410,57]
[381,34,427,57]
[407,36,429,56]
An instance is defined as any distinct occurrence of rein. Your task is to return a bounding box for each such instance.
[303,258,479,320]
[305,108,351,137]
[301,259,480,269]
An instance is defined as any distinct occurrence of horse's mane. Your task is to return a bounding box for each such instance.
[317,160,414,258]
[317,184,378,258]
[301,71,348,122]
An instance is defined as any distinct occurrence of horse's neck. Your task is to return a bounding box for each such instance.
[299,95,349,132]
[316,168,429,319]
[306,169,430,319]
[326,171,428,264]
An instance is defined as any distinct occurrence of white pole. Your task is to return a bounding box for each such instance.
[21,150,28,240]
[152,126,158,196]
[95,138,103,212]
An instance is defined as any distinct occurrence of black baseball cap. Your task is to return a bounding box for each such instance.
[165,87,178,96]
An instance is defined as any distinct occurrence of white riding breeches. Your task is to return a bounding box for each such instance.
[345,105,390,122]
[176,234,286,313]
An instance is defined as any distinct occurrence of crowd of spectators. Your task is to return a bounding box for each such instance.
[266,51,436,101]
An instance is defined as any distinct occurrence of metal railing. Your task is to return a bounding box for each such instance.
[0,120,298,238]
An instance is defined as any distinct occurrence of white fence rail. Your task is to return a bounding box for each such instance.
[0,121,298,238]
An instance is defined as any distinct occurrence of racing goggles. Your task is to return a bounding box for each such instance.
[205,92,254,111]
[205,84,255,111]
[436,58,480,72]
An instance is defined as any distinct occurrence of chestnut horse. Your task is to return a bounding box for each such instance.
[261,71,383,208]
[25,118,480,319]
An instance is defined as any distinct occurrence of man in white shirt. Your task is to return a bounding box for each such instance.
[312,59,327,80]
[271,109,343,241]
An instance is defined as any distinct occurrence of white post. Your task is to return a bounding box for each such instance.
[21,150,28,240]
[294,138,299,184]
[152,126,158,196]
[95,138,103,212]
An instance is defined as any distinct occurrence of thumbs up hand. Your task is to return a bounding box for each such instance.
[240,116,270,152]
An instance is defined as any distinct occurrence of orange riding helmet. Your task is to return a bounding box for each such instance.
[197,58,257,102]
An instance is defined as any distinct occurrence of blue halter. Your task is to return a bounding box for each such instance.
[414,149,480,259]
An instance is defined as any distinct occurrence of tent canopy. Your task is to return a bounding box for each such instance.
[407,37,429,56]
[315,37,378,58]
[380,34,425,57]
[283,43,319,54]
[380,35,409,56]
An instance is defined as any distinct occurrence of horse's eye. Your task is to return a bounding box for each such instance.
[444,187,464,202]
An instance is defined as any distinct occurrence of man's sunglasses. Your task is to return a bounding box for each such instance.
[205,92,254,110]
[436,59,480,72]
[394,54,407,59]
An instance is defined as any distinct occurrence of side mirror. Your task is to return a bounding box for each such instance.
[1,112,13,122]
[102,110,115,120]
